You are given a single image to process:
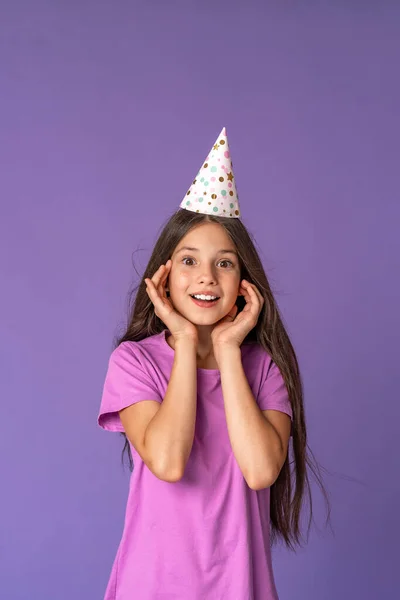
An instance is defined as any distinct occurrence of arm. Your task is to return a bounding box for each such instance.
[123,260,199,482]
[218,346,291,490]
[119,336,197,483]
[143,337,197,481]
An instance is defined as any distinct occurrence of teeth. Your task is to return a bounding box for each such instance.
[193,294,218,301]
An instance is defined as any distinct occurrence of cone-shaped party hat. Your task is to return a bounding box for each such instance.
[179,127,241,218]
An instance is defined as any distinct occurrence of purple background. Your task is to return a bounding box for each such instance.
[1,2,399,599]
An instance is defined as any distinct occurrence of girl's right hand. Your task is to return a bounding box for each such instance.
[145,260,198,343]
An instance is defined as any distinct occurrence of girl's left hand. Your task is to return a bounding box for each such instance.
[211,280,264,351]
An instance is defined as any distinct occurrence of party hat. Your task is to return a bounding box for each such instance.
[179,127,241,218]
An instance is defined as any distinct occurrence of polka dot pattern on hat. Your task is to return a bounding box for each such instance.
[179,127,241,218]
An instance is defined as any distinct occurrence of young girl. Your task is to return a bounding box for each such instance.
[98,128,330,599]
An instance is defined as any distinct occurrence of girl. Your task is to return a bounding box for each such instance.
[98,128,330,599]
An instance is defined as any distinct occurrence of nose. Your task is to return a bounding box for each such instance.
[198,263,217,285]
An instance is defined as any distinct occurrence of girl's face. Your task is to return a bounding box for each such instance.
[168,222,241,327]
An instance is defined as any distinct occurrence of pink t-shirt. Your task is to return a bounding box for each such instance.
[98,329,293,600]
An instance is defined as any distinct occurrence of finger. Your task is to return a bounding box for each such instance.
[245,283,260,304]
[243,281,264,306]
[239,283,258,316]
[239,285,251,305]
[145,278,166,311]
[145,277,159,299]
[239,281,249,295]
[151,264,167,288]
[158,261,172,297]
[158,259,172,284]
[152,260,172,288]
[248,284,263,307]
[253,286,265,308]
[239,286,250,300]
[161,260,171,285]
[245,286,264,321]
[145,279,160,302]
[155,269,167,298]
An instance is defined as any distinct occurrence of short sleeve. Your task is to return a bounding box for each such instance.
[98,342,163,432]
[257,355,293,422]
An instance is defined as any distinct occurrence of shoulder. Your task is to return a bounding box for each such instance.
[108,331,168,372]
[241,341,273,371]
[109,340,140,365]
[241,341,287,390]
[241,340,270,358]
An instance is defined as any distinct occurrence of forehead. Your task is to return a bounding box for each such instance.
[174,222,236,252]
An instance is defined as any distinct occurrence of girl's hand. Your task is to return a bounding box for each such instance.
[211,280,264,352]
[145,260,198,343]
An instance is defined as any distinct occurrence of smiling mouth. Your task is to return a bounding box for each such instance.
[189,294,220,308]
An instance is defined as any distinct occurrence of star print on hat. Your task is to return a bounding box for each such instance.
[179,127,241,218]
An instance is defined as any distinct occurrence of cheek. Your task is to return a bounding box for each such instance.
[170,270,191,292]
[225,273,241,293]
[230,284,241,299]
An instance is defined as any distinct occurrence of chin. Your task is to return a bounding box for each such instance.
[191,317,222,327]
[173,306,221,326]
[187,312,228,327]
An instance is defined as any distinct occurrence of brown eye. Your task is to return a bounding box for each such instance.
[182,257,195,266]
[219,260,234,268]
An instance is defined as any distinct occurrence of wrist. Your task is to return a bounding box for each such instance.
[173,334,198,351]
[214,343,241,367]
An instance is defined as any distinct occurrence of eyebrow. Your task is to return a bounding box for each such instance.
[175,246,238,256]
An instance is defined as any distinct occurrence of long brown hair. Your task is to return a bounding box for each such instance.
[114,208,331,550]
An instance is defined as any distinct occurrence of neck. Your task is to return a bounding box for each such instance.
[166,325,216,362]
[195,325,215,361]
